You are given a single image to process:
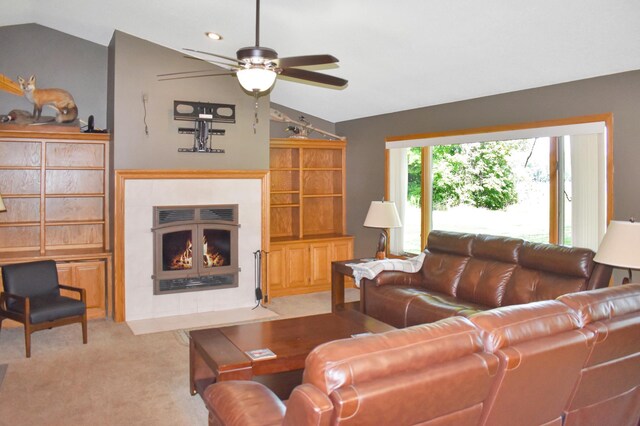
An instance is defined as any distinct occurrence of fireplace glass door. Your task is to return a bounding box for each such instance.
[163,229,194,271]
[202,229,231,269]
[152,204,239,295]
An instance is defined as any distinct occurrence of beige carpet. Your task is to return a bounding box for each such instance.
[0,289,359,426]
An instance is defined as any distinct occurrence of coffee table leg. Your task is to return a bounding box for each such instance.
[190,338,216,396]
[331,264,345,312]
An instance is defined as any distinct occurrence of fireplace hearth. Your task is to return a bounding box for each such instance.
[152,204,239,294]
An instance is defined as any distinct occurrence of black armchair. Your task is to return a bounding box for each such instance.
[0,260,87,358]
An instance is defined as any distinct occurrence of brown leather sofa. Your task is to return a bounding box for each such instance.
[203,284,640,426]
[361,230,613,328]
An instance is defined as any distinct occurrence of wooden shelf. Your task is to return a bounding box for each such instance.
[46,220,106,226]
[271,204,301,208]
[0,131,111,319]
[1,194,40,198]
[45,193,105,198]
[46,166,104,171]
[0,221,39,228]
[0,166,40,170]
[268,138,352,299]
[269,138,346,239]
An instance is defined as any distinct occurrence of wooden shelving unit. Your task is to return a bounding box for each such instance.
[0,130,111,320]
[268,138,353,298]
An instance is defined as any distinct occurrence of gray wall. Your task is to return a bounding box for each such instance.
[109,31,269,170]
[0,24,108,129]
[337,70,640,258]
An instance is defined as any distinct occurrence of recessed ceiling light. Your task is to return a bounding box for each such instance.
[205,32,223,40]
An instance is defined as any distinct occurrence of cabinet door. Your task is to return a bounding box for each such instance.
[286,244,309,289]
[267,245,287,297]
[332,239,354,262]
[57,261,106,319]
[309,242,332,288]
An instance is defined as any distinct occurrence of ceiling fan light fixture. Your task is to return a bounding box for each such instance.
[237,67,277,92]
[205,32,223,40]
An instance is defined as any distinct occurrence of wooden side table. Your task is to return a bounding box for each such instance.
[331,259,367,312]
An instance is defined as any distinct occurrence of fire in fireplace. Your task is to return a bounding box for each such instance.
[152,205,239,294]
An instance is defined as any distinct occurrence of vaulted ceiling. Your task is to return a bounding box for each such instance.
[3,0,640,122]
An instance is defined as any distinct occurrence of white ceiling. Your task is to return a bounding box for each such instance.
[3,0,640,123]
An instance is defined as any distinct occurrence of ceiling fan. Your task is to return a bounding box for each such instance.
[158,0,348,93]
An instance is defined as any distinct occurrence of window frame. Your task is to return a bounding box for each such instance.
[385,114,613,252]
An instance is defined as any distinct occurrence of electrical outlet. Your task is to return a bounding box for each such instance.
[142,92,149,102]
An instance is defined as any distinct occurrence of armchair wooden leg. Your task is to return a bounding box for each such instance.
[24,325,31,358]
[81,313,88,344]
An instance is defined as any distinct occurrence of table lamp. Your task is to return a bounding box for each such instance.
[593,219,640,283]
[364,200,402,260]
[0,194,6,212]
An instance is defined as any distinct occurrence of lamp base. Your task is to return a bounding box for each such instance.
[375,231,388,260]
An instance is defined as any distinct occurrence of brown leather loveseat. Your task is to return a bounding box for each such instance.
[203,284,640,426]
[361,230,612,328]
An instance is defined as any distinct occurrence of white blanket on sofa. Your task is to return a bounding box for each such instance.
[347,252,426,287]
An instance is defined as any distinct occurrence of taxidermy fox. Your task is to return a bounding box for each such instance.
[17,75,78,123]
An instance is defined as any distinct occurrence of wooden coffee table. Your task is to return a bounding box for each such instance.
[189,309,395,399]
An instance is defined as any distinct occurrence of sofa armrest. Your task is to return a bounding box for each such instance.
[370,270,424,287]
[203,381,285,426]
[283,384,333,426]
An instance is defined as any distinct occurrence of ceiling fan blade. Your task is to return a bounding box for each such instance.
[279,68,348,88]
[158,72,236,81]
[182,56,239,70]
[276,54,338,68]
[158,69,226,77]
[183,48,242,65]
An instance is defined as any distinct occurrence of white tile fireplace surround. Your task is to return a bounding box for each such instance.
[124,178,263,321]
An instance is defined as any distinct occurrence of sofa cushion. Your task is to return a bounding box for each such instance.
[469,300,593,426]
[469,300,580,351]
[303,316,488,394]
[456,259,517,308]
[519,241,594,278]
[302,316,499,425]
[363,285,426,328]
[455,234,521,307]
[427,230,474,256]
[502,267,588,306]
[419,252,470,296]
[406,292,489,326]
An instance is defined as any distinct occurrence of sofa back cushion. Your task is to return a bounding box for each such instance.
[470,300,593,426]
[501,241,594,306]
[557,284,640,426]
[420,231,473,296]
[456,234,522,307]
[302,316,499,425]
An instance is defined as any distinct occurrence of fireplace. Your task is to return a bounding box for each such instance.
[152,204,239,294]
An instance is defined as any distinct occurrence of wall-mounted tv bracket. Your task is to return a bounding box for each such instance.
[173,100,236,153]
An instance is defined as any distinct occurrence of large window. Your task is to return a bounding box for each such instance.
[386,117,611,255]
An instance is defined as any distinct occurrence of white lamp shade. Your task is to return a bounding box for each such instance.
[237,67,277,92]
[0,194,5,212]
[594,220,640,269]
[364,201,402,229]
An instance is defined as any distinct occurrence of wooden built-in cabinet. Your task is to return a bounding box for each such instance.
[0,130,111,320]
[268,138,354,298]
